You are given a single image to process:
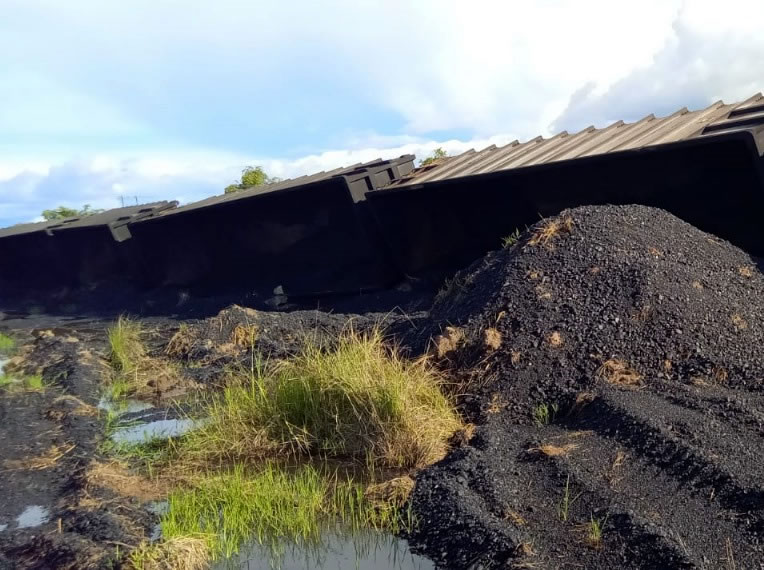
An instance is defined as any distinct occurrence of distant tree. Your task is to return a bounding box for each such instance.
[420,147,448,167]
[225,166,278,194]
[41,204,103,221]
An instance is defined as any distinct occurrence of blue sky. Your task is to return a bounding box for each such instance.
[1,0,763,227]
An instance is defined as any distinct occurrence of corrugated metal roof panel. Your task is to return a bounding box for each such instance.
[386,93,764,187]
[155,155,415,216]
[0,202,175,239]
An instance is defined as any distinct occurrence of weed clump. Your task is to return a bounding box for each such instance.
[108,317,145,374]
[105,316,181,401]
[185,330,462,470]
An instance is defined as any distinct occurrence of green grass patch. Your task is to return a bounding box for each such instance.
[133,463,411,567]
[0,332,15,354]
[0,373,45,393]
[533,402,559,426]
[182,329,462,470]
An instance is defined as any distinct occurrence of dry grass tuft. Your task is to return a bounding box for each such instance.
[548,331,564,347]
[535,284,553,300]
[3,443,75,471]
[692,280,704,290]
[568,392,595,416]
[731,314,748,331]
[712,367,729,384]
[50,395,99,416]
[504,509,527,526]
[86,460,172,502]
[434,326,465,359]
[365,476,415,509]
[486,392,508,414]
[515,542,536,556]
[597,359,643,388]
[449,423,476,447]
[510,350,522,365]
[528,443,579,457]
[738,266,754,278]
[165,325,196,358]
[130,536,210,570]
[529,216,574,248]
[484,328,502,350]
[231,324,258,347]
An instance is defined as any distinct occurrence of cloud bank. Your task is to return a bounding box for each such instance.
[1,0,763,227]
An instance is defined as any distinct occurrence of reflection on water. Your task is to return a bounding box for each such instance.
[98,395,154,415]
[216,531,435,570]
[15,505,50,529]
[111,418,198,445]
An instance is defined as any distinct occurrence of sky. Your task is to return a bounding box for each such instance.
[1,0,764,227]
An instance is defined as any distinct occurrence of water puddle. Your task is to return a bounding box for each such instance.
[97,395,154,415]
[15,505,50,529]
[0,523,7,532]
[111,418,198,445]
[217,531,435,570]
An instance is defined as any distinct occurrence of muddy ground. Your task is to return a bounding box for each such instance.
[1,204,763,569]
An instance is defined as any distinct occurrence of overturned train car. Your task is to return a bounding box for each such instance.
[1,94,763,309]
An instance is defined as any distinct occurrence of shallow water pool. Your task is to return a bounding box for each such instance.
[111,417,198,445]
[15,505,50,529]
[215,531,435,570]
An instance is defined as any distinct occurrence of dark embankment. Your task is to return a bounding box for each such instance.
[409,205,764,569]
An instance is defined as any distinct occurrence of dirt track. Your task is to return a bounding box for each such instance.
[409,205,764,568]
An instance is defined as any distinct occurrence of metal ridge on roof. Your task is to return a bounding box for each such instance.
[151,155,415,217]
[0,202,176,239]
[384,93,764,188]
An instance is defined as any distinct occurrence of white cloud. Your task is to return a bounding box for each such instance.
[2,0,764,228]
[551,1,764,131]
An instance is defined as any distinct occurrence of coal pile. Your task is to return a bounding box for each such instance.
[410,205,764,569]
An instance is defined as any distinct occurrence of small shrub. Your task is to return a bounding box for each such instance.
[420,147,448,167]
